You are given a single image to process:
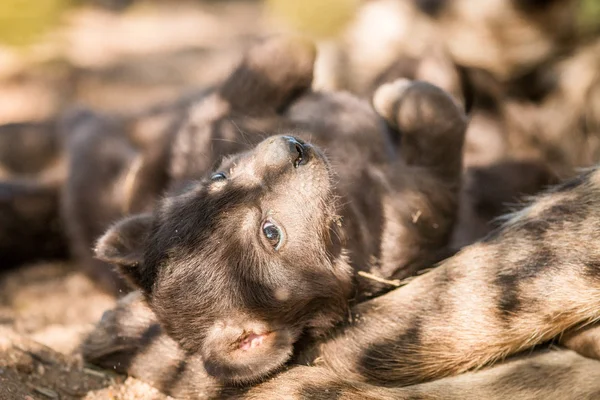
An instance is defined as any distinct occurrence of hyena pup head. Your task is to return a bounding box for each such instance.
[94,37,353,385]
[95,134,352,384]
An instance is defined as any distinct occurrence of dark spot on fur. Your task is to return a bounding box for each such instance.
[495,272,522,318]
[157,359,188,395]
[516,201,587,240]
[584,261,600,280]
[545,203,579,222]
[533,201,590,239]
[495,245,555,320]
[518,217,549,238]
[358,317,423,384]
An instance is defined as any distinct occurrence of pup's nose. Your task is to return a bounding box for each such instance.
[282,136,309,167]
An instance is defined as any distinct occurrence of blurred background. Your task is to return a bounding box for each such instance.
[2,0,598,124]
[1,0,600,398]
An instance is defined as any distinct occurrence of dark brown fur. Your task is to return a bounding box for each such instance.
[91,37,466,384]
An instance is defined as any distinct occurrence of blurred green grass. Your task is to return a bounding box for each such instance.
[580,0,600,32]
[0,0,73,47]
[266,0,359,38]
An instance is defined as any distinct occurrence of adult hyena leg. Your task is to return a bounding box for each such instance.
[313,167,600,385]
[243,349,600,400]
[84,295,600,400]
[83,296,600,400]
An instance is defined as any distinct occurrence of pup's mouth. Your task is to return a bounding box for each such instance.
[239,331,273,350]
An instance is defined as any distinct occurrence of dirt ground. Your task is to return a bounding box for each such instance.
[0,262,174,399]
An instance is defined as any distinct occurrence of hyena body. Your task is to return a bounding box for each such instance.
[84,166,600,399]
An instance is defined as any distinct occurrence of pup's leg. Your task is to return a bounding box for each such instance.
[169,36,317,182]
[373,79,467,183]
[314,167,600,385]
[219,36,315,115]
[368,80,467,281]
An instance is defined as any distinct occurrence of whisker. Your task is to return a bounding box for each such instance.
[210,138,248,146]
[229,119,253,147]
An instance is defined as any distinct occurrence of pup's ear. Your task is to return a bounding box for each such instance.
[95,213,154,291]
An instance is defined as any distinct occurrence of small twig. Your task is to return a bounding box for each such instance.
[83,366,110,379]
[58,386,88,397]
[357,271,401,287]
[27,384,58,399]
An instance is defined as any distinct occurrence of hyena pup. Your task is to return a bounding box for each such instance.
[79,35,467,388]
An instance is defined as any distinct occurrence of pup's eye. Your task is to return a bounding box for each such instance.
[211,172,227,182]
[262,221,283,250]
